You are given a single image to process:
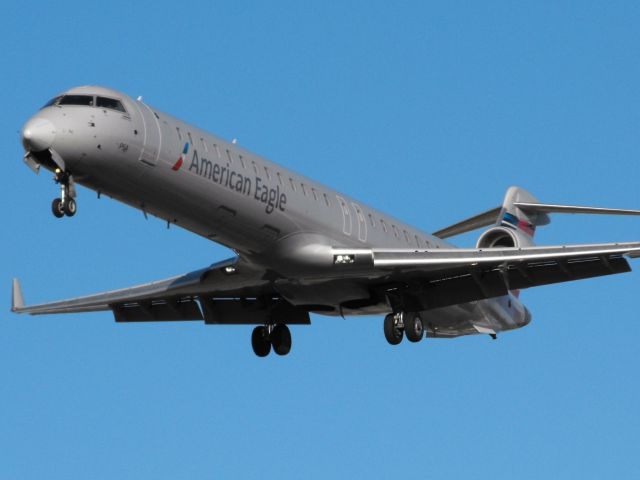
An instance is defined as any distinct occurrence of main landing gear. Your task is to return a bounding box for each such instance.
[383,312,425,346]
[251,323,292,357]
[51,168,76,218]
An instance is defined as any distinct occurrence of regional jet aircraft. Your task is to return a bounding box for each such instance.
[13,86,640,356]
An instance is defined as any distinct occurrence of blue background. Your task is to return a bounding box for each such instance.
[1,1,639,478]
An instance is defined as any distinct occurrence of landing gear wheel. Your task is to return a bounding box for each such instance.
[251,326,271,357]
[384,313,404,345]
[51,198,65,218]
[64,198,77,217]
[405,313,424,343]
[271,324,292,356]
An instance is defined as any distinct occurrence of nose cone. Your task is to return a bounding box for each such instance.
[22,117,56,152]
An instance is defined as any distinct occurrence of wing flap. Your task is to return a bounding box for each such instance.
[114,298,203,322]
[410,254,630,309]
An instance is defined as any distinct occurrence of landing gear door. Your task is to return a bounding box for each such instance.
[134,101,162,167]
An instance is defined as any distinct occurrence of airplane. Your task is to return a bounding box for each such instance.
[12,85,640,357]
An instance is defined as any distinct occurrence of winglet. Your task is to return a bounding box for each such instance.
[11,278,25,312]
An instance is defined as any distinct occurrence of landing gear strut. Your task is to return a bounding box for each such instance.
[51,168,76,218]
[383,311,424,345]
[251,323,292,357]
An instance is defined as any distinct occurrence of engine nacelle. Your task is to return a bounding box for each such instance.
[476,226,534,249]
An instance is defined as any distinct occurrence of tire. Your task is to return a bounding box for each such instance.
[405,313,424,343]
[383,313,403,345]
[51,198,65,218]
[271,324,292,356]
[64,198,77,217]
[251,326,271,357]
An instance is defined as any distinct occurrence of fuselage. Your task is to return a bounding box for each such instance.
[21,85,531,337]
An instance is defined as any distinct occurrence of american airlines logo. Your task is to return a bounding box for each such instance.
[184,148,287,214]
[171,142,189,171]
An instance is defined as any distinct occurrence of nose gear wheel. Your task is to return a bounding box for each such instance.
[51,169,77,218]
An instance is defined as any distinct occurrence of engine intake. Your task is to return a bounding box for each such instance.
[476,226,532,249]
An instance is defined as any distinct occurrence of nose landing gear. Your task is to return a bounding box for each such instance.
[51,169,77,218]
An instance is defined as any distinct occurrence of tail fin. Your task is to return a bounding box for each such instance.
[497,187,550,239]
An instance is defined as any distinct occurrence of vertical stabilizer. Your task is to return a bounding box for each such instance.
[498,187,550,239]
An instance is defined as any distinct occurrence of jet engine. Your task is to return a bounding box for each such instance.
[476,226,534,249]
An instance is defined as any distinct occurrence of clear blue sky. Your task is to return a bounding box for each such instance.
[2,1,639,478]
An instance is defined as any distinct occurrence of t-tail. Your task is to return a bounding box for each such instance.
[496,186,549,241]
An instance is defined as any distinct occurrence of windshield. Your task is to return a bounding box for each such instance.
[40,93,128,113]
[58,95,95,106]
[96,96,126,113]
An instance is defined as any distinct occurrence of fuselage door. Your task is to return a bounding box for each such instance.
[336,195,352,236]
[134,101,162,167]
[352,202,367,242]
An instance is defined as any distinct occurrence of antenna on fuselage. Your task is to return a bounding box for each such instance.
[137,96,143,102]
[232,138,237,144]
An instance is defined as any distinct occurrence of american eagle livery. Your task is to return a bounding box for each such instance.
[13,86,640,356]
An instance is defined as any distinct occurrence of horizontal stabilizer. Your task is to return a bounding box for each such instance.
[514,202,640,217]
[433,186,640,239]
[432,207,501,239]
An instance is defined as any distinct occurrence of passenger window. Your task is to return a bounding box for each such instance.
[239,154,246,169]
[323,193,330,206]
[176,127,182,141]
[392,225,400,238]
[403,230,410,243]
[289,178,296,191]
[277,172,283,186]
[201,138,208,152]
[59,95,94,106]
[264,166,271,179]
[187,132,194,145]
[226,149,233,164]
[301,183,307,196]
[311,188,318,201]
[214,144,221,158]
[380,219,388,233]
[96,96,126,112]
[368,213,376,227]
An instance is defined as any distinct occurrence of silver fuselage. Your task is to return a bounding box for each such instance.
[22,86,530,338]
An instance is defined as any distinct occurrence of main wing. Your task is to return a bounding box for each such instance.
[332,242,640,310]
[13,242,640,321]
[12,256,310,325]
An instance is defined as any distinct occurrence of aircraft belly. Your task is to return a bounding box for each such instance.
[421,295,529,338]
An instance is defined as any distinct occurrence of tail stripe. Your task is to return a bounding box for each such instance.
[501,212,535,236]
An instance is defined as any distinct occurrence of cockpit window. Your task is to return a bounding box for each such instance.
[96,96,126,113]
[59,95,94,106]
[41,96,62,109]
